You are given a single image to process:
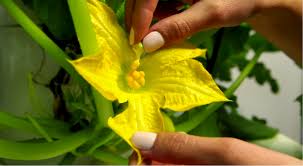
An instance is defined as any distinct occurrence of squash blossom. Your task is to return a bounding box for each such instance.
[71,0,228,162]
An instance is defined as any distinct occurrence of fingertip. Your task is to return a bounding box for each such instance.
[131,131,157,150]
[143,31,165,52]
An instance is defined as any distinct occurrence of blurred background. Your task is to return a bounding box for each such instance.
[0,5,301,144]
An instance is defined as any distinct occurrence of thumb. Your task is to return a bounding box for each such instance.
[131,132,223,164]
[131,132,303,165]
[142,1,218,52]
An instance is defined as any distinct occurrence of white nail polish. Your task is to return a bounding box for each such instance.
[131,131,157,150]
[143,31,165,53]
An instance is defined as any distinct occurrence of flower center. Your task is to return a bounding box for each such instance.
[127,60,145,89]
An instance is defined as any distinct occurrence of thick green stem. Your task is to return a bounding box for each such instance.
[92,150,128,165]
[26,115,53,142]
[0,0,82,83]
[176,51,262,132]
[67,0,113,129]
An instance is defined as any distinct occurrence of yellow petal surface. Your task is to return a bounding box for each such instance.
[70,50,130,102]
[140,47,228,111]
[70,1,228,165]
[87,0,138,61]
[108,94,164,163]
[71,0,142,102]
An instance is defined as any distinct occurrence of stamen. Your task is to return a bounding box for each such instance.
[127,60,146,89]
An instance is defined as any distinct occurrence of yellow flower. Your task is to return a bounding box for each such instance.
[71,0,228,163]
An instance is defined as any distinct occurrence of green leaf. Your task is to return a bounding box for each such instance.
[21,0,76,40]
[212,26,251,81]
[189,111,222,137]
[188,29,218,47]
[105,0,125,26]
[105,0,124,12]
[58,153,76,165]
[248,62,279,93]
[26,114,53,142]
[0,130,90,160]
[92,150,128,165]
[219,111,278,140]
[210,26,280,93]
[248,33,278,53]
[162,112,175,132]
[0,111,71,138]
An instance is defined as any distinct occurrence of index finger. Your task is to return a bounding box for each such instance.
[125,0,136,32]
[131,0,158,44]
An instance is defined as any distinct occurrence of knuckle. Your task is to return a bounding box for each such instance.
[208,2,228,23]
[141,7,154,16]
[163,133,189,153]
[162,18,192,42]
[217,138,240,162]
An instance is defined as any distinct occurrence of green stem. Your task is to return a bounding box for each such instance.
[0,130,90,160]
[0,0,82,83]
[0,111,71,139]
[250,133,302,159]
[176,51,262,132]
[26,114,53,142]
[87,131,116,154]
[67,0,113,129]
[92,150,128,165]
[58,153,76,165]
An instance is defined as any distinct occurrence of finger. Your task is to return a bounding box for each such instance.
[132,132,303,165]
[130,0,159,45]
[143,0,260,52]
[125,0,136,32]
[128,152,138,165]
[143,1,214,52]
[132,132,217,164]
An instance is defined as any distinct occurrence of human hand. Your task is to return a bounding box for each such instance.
[129,132,302,165]
[125,0,262,52]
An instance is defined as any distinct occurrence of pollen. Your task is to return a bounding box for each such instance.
[127,60,145,89]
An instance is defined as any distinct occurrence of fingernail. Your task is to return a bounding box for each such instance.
[131,131,157,150]
[129,27,135,45]
[143,31,165,53]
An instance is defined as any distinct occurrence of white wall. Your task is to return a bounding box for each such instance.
[234,52,301,142]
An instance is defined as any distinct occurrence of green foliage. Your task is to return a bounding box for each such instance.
[248,62,279,93]
[0,0,301,164]
[189,112,222,137]
[104,0,125,26]
[190,26,280,94]
[248,33,278,53]
[21,0,76,40]
[0,130,90,160]
[219,111,279,140]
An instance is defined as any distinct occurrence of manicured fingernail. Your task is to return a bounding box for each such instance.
[131,131,157,150]
[143,31,165,53]
[129,27,135,45]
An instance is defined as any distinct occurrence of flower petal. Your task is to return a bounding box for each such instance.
[87,0,138,61]
[70,51,129,102]
[71,0,144,102]
[140,47,228,111]
[141,44,206,66]
[108,95,164,163]
[108,95,164,142]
